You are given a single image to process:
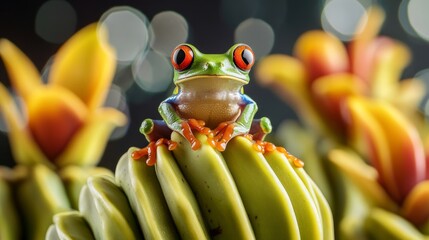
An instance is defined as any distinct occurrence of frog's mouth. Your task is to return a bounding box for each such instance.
[176,75,248,85]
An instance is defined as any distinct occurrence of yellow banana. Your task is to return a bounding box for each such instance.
[264,149,324,239]
[115,148,178,239]
[46,211,95,240]
[79,175,143,239]
[155,144,210,239]
[222,136,300,239]
[171,132,255,239]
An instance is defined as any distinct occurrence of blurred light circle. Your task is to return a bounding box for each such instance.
[150,11,189,56]
[100,7,151,62]
[407,0,429,41]
[104,84,130,140]
[398,0,418,37]
[234,18,275,59]
[112,63,136,91]
[321,0,367,41]
[35,0,77,44]
[132,50,173,93]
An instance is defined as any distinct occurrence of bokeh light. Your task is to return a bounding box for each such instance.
[100,6,151,62]
[407,0,429,41]
[398,0,418,37]
[132,50,173,93]
[149,11,189,56]
[321,0,368,41]
[104,84,130,140]
[35,0,77,44]
[234,18,275,59]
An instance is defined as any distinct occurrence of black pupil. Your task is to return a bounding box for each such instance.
[241,49,253,65]
[174,49,186,65]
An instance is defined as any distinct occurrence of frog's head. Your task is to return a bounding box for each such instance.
[170,43,255,87]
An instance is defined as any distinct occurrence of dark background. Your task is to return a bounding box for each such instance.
[1,0,429,170]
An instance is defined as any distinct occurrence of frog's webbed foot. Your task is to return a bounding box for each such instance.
[181,119,212,150]
[244,117,304,168]
[132,138,177,166]
[209,121,236,151]
[132,119,177,166]
[210,117,273,152]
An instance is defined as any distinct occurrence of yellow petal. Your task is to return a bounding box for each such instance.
[345,97,426,203]
[48,23,116,112]
[0,39,42,100]
[392,78,425,115]
[329,148,398,211]
[0,83,51,166]
[370,40,411,100]
[55,108,127,167]
[27,86,87,161]
[293,30,349,80]
[401,180,429,226]
[255,54,335,139]
[350,6,385,81]
[311,73,366,137]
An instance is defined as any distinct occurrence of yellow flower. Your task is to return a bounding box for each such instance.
[0,23,127,168]
[255,7,423,142]
[255,5,429,235]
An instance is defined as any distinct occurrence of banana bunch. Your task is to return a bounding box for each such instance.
[0,164,113,240]
[47,132,333,240]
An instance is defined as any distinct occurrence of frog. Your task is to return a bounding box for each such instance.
[132,43,272,165]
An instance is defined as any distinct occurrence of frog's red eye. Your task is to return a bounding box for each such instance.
[171,45,194,71]
[233,45,254,71]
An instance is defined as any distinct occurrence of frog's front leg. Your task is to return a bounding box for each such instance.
[159,99,211,150]
[132,119,178,166]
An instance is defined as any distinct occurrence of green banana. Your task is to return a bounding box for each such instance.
[46,211,95,240]
[222,136,300,239]
[59,166,114,209]
[115,147,179,239]
[0,170,20,240]
[15,164,71,240]
[155,144,210,239]
[364,208,425,240]
[46,133,334,239]
[264,149,324,239]
[171,132,255,239]
[79,175,143,239]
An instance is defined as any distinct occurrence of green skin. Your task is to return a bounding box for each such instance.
[140,43,271,149]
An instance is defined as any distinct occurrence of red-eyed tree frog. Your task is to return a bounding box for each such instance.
[132,43,272,165]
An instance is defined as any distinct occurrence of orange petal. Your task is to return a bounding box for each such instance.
[0,39,42,100]
[311,73,365,137]
[27,86,87,161]
[345,97,426,203]
[293,30,349,80]
[401,180,429,226]
[56,108,127,167]
[48,23,116,112]
[0,83,51,166]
